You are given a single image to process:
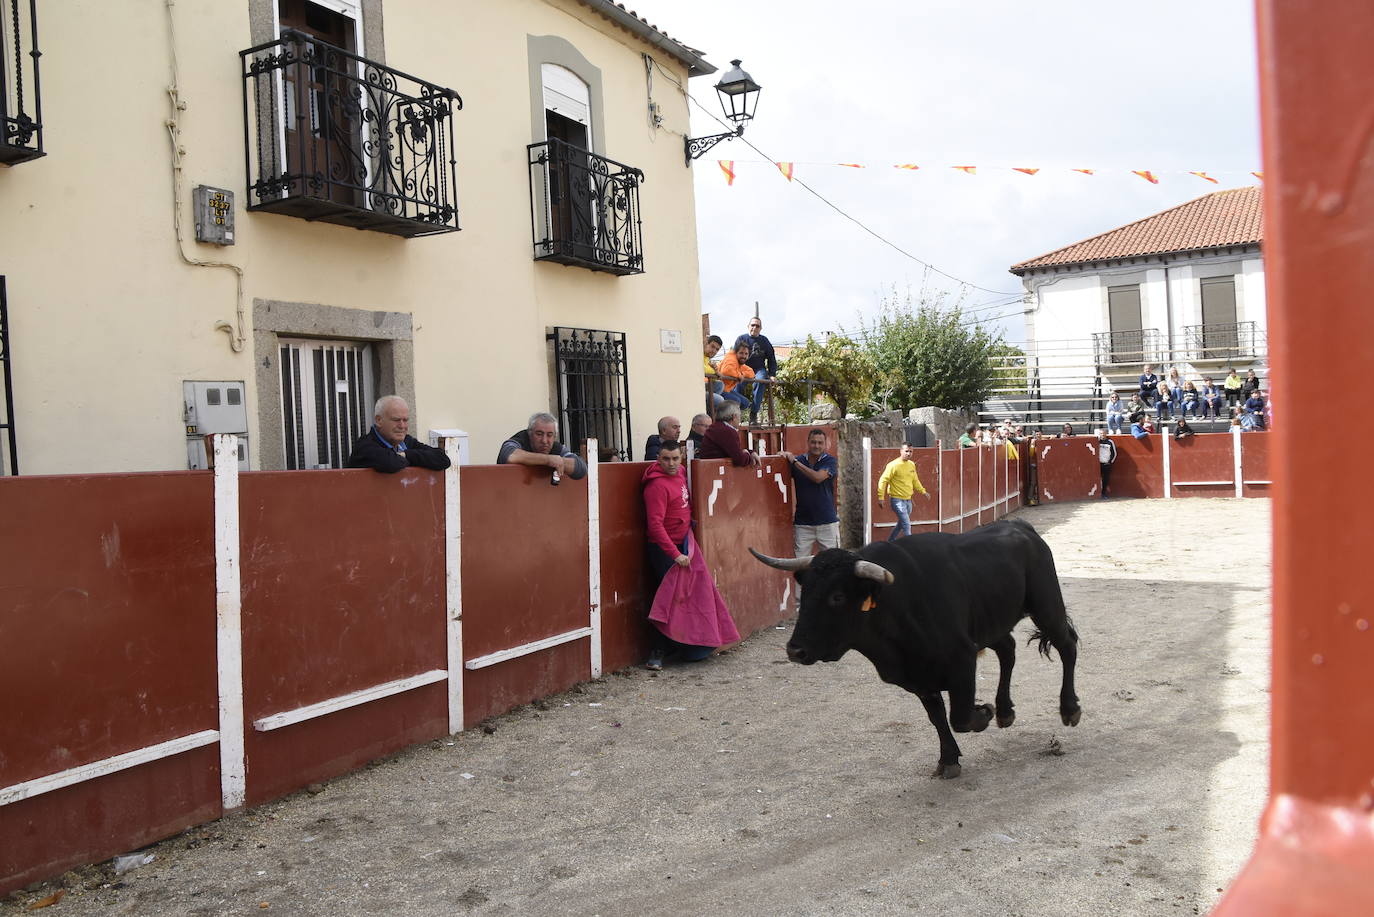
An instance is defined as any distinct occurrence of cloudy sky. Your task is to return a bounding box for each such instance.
[624,0,1261,347]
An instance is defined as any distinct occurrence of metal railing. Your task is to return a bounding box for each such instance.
[1,0,43,164]
[240,30,462,238]
[1180,321,1261,362]
[1092,328,1163,366]
[529,138,644,275]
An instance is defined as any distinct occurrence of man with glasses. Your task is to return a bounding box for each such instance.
[733,317,778,424]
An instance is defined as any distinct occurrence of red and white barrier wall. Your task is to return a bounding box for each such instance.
[1034,429,1271,503]
[0,439,793,895]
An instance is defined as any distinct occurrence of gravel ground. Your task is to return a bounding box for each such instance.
[4,498,1271,917]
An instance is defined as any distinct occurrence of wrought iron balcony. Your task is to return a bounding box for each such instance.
[1181,321,1262,362]
[528,138,644,275]
[1093,328,1163,366]
[240,30,461,238]
[1,0,43,165]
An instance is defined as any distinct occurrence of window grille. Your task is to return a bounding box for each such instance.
[279,339,375,469]
[549,327,631,462]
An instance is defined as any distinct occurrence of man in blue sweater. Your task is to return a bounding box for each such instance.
[733,317,778,424]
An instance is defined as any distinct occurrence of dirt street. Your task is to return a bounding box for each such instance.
[4,498,1271,917]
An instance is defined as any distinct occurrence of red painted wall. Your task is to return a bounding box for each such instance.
[1036,436,1100,502]
[870,447,940,539]
[459,465,592,725]
[1107,435,1163,498]
[1240,433,1272,498]
[237,469,449,807]
[598,462,654,673]
[1169,433,1235,499]
[0,473,221,893]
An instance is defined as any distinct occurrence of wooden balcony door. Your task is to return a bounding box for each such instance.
[279,0,362,206]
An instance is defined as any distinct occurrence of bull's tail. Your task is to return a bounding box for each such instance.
[1027,614,1079,659]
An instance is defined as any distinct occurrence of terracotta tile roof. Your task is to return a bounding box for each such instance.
[1009,186,1263,275]
[577,1,716,76]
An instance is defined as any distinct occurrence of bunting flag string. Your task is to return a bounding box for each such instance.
[711,160,1263,186]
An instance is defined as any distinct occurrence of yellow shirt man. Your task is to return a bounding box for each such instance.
[877,444,930,541]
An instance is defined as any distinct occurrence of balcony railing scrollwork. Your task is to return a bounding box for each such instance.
[1,0,43,165]
[240,30,462,238]
[528,138,645,276]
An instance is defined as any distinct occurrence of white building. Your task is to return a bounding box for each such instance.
[1006,186,1265,428]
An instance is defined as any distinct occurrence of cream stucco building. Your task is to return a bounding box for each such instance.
[0,0,722,474]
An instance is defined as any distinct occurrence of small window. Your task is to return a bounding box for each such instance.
[227,388,242,406]
[206,388,222,406]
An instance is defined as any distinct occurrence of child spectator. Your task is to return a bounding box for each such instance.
[1106,392,1125,434]
[1060,422,1075,438]
[1167,367,1184,415]
[1126,393,1147,425]
[1174,416,1196,440]
[1181,381,1200,418]
[1155,380,1172,421]
[1243,389,1267,430]
[1224,368,1244,408]
[1200,377,1224,419]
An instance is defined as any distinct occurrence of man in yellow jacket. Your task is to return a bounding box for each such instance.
[877,443,931,541]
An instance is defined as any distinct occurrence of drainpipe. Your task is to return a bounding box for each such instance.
[1162,261,1175,366]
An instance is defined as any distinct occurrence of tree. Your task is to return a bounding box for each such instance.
[861,291,1006,412]
[773,334,879,420]
[989,343,1028,393]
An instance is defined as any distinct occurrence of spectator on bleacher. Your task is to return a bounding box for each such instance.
[1060,422,1075,438]
[697,401,761,466]
[703,335,725,412]
[1131,416,1154,439]
[1181,381,1200,418]
[1174,417,1196,440]
[1243,389,1267,430]
[717,341,755,411]
[877,443,931,541]
[1127,393,1147,425]
[1155,380,1173,422]
[1096,429,1116,499]
[1106,392,1125,434]
[733,317,778,425]
[1200,377,1224,419]
[958,423,979,448]
[1242,369,1262,400]
[1167,367,1184,414]
[1224,368,1244,407]
[1139,364,1159,406]
[1010,424,1027,444]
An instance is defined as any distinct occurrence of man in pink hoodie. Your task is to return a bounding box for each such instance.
[641,439,739,670]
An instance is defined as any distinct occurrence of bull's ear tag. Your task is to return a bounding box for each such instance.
[860,596,876,612]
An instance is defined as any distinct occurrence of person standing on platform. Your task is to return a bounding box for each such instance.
[734,317,778,424]
[877,443,930,541]
[781,428,839,557]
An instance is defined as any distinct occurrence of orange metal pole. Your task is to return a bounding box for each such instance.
[1213,2,1374,912]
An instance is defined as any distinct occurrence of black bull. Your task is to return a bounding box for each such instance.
[751,518,1080,779]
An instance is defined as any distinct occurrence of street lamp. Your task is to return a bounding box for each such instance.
[684,59,762,166]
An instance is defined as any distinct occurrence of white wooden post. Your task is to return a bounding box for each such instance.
[936,440,944,532]
[1162,424,1172,498]
[586,438,602,679]
[442,438,463,734]
[1233,425,1244,498]
[862,436,872,544]
[213,434,246,811]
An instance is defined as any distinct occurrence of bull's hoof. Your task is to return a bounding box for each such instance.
[971,703,994,733]
[932,761,962,779]
[996,710,1016,728]
[1062,707,1082,727]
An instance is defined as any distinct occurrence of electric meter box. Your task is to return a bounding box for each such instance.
[184,381,249,470]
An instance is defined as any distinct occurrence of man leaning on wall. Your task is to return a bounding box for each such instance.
[781,428,839,557]
[346,396,452,473]
[497,412,587,481]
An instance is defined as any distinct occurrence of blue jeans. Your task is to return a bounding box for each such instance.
[722,388,750,409]
[887,498,912,541]
[749,368,770,419]
[1107,413,1123,433]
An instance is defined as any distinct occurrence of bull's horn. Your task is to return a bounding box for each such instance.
[749,547,813,571]
[853,560,894,585]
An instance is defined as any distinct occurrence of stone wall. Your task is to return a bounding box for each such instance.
[906,406,975,449]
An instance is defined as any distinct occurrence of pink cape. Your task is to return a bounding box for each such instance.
[648,531,741,648]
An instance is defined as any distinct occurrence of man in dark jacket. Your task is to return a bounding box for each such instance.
[733,317,778,424]
[1139,364,1159,407]
[497,412,587,480]
[346,396,452,473]
[643,416,681,461]
[697,402,760,467]
[1095,428,1117,499]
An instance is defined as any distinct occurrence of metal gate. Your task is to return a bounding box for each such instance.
[278,339,375,469]
[0,277,16,475]
[549,327,631,462]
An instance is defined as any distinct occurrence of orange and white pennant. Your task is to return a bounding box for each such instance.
[838,163,865,168]
[718,160,735,186]
[893,163,920,171]
[1132,170,1160,184]
[1012,167,1040,176]
[952,165,977,175]
[1072,168,1095,175]
[1251,171,1264,180]
[1189,171,1220,184]
[776,161,795,181]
